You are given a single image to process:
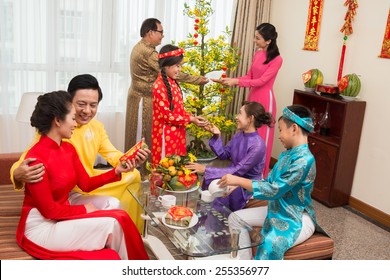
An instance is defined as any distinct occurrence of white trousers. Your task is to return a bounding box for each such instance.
[25,194,127,259]
[229,206,315,260]
[68,191,121,210]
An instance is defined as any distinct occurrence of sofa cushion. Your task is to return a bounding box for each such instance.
[246,199,334,259]
[245,199,268,208]
[284,232,334,260]
[251,227,334,260]
[0,152,22,185]
[0,151,34,260]
[0,216,34,260]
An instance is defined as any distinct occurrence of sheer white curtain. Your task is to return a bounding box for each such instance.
[0,0,234,153]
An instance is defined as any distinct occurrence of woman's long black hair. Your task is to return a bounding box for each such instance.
[257,23,280,64]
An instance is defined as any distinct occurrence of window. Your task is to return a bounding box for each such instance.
[0,0,234,152]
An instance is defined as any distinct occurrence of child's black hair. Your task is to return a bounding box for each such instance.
[242,101,274,129]
[279,105,313,135]
[158,44,184,111]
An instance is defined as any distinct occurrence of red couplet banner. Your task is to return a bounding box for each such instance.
[303,0,324,51]
[379,9,390,59]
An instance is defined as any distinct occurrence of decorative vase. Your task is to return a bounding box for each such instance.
[319,102,331,136]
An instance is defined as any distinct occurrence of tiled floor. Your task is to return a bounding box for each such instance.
[314,200,390,260]
[144,199,390,260]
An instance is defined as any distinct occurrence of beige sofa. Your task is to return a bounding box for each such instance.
[0,153,35,259]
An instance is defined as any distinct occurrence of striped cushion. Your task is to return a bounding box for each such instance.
[0,216,35,260]
[284,232,334,260]
[0,185,24,216]
[251,227,334,260]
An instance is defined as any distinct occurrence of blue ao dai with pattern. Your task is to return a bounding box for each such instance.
[252,143,317,260]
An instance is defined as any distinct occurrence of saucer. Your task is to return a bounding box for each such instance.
[341,95,359,101]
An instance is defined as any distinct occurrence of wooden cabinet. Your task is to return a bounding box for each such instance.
[293,89,366,207]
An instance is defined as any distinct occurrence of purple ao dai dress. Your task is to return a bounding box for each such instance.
[202,131,266,211]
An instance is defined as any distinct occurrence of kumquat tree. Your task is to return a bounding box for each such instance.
[177,0,240,158]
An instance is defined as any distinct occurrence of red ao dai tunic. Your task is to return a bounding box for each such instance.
[151,74,191,164]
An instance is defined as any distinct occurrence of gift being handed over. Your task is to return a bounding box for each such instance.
[119,139,149,168]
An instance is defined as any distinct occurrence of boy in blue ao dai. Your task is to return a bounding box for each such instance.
[218,105,317,260]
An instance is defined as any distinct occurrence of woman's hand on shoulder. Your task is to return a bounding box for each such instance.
[14,158,45,184]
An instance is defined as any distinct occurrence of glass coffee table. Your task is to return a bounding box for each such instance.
[128,181,262,260]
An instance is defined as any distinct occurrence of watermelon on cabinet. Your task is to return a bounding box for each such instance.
[302,69,324,89]
[338,73,361,97]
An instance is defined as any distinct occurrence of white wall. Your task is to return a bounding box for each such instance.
[270,0,390,214]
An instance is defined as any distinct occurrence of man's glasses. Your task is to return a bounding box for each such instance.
[153,29,164,35]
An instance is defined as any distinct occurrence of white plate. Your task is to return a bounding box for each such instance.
[206,70,224,81]
[341,95,359,101]
[162,213,199,230]
[304,87,316,92]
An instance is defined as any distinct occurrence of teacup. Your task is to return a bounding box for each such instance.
[201,190,214,203]
[208,179,228,197]
[158,195,176,209]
